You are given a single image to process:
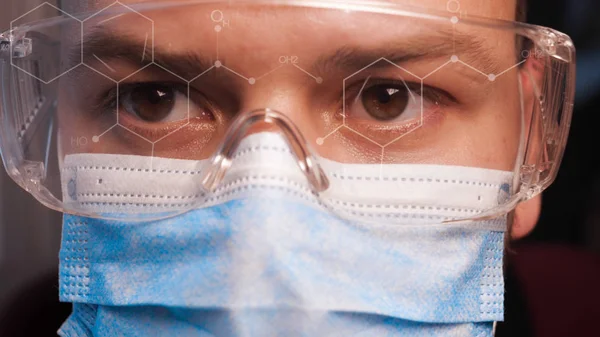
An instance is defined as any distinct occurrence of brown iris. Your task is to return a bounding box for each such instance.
[361,85,409,121]
[122,83,176,122]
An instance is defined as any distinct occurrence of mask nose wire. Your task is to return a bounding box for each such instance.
[200,108,330,193]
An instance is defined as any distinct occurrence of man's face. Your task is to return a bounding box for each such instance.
[56,0,542,238]
[54,0,542,236]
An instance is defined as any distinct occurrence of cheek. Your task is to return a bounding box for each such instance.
[484,81,522,170]
[452,96,522,171]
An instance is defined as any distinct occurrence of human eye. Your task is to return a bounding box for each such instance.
[345,78,451,127]
[118,83,199,123]
[337,76,458,150]
[116,82,216,124]
[97,81,220,145]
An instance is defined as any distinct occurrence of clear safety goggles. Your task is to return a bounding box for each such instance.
[0,0,575,221]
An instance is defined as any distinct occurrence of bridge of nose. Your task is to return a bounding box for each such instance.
[200,110,330,193]
[237,78,327,142]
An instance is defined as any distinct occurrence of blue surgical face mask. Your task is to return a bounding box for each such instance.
[57,133,510,337]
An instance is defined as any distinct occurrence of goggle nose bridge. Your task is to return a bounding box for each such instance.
[200,108,330,193]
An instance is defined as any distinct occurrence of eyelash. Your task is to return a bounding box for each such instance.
[100,82,189,112]
[343,78,457,109]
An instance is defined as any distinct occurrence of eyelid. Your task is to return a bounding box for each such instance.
[97,82,187,114]
[118,82,189,97]
[346,77,456,108]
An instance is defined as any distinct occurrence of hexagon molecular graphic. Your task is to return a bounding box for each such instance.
[82,1,154,82]
[115,63,191,143]
[342,58,424,147]
[10,3,83,84]
[59,67,118,153]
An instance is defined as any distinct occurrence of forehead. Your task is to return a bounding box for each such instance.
[64,0,520,84]
[66,0,517,21]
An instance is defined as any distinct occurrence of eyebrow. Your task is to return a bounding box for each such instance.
[321,35,503,80]
[75,30,503,82]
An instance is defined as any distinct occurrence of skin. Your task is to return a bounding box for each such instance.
[58,0,541,237]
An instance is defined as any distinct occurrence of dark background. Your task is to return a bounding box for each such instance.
[522,0,600,254]
[1,0,599,336]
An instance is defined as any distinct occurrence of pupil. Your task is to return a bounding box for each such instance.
[129,84,175,122]
[376,88,392,104]
[361,85,409,121]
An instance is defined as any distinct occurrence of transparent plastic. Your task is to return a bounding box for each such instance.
[0,0,575,221]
